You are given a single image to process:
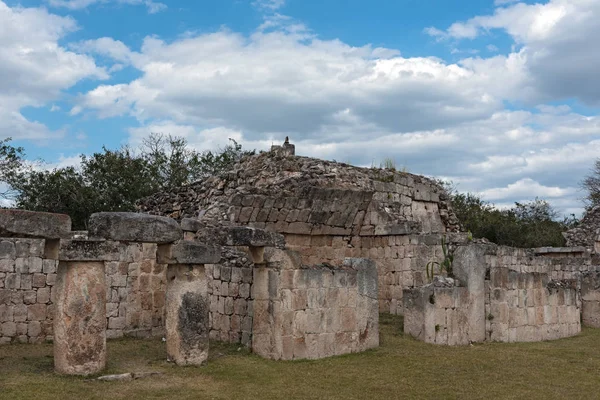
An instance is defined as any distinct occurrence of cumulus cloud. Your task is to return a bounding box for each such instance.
[427,0,600,105]
[47,0,167,14]
[479,178,577,201]
[73,29,505,140]
[0,1,105,140]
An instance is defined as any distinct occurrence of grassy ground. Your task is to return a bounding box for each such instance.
[2,315,600,400]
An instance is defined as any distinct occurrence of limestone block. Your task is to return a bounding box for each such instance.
[582,301,600,328]
[88,212,182,244]
[166,264,209,366]
[0,209,71,239]
[54,261,106,375]
[158,241,221,265]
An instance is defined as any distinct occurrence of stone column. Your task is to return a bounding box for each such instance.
[452,244,489,343]
[54,261,106,375]
[159,241,221,366]
[54,239,120,375]
[166,264,209,365]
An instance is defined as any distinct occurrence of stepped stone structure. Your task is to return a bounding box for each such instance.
[137,140,600,345]
[3,138,600,376]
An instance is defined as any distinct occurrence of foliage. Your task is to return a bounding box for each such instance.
[0,136,253,229]
[450,191,577,248]
[582,159,600,208]
[0,138,25,199]
[380,158,396,171]
[426,236,454,281]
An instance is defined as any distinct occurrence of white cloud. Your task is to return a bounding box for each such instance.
[128,121,245,153]
[253,0,285,11]
[0,1,105,140]
[479,178,576,201]
[74,29,505,141]
[427,0,600,105]
[47,0,166,14]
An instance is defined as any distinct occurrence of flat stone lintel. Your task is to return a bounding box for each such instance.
[0,209,71,239]
[158,241,221,265]
[88,212,182,244]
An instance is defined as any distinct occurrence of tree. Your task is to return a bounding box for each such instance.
[0,138,25,200]
[0,135,254,229]
[582,159,600,208]
[450,190,575,248]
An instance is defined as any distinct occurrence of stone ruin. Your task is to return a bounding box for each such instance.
[3,140,600,375]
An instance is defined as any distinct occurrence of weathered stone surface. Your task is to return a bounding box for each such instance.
[88,212,182,244]
[0,210,71,239]
[59,240,121,262]
[225,227,285,248]
[452,244,489,343]
[180,218,203,233]
[54,261,106,375]
[372,222,421,236]
[344,258,378,299]
[136,141,460,235]
[158,242,221,265]
[166,264,209,366]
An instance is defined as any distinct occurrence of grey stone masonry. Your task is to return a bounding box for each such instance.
[0,209,71,239]
[89,212,183,244]
[252,249,379,360]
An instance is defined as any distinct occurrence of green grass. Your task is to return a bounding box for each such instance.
[2,314,600,399]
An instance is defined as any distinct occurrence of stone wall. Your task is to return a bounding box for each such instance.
[486,271,580,342]
[252,253,379,360]
[579,271,600,328]
[0,238,168,343]
[404,284,471,345]
[206,248,254,346]
[285,233,449,315]
[0,238,57,344]
[104,242,167,339]
[0,238,261,347]
[137,142,465,320]
[404,244,591,345]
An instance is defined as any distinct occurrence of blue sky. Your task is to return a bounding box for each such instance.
[1,0,599,216]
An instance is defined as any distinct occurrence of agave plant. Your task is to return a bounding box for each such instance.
[426,236,454,281]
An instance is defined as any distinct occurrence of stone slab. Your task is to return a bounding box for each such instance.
[88,212,182,244]
[0,209,71,239]
[158,241,221,265]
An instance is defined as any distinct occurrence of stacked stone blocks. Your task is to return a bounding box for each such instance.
[252,251,379,360]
